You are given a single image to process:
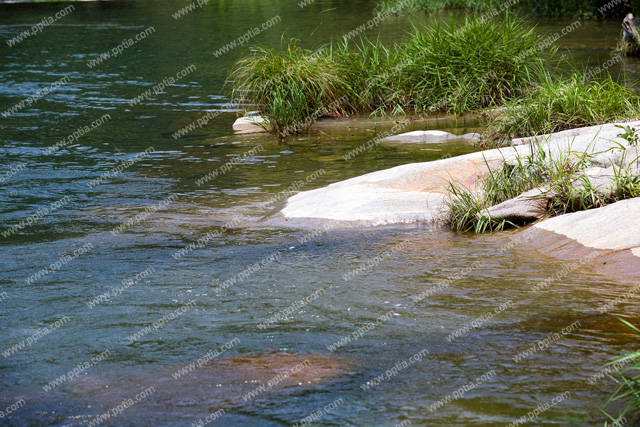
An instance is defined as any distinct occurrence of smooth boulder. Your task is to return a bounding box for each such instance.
[382,130,480,143]
[279,155,501,225]
[68,352,354,422]
[524,197,640,277]
[535,197,640,252]
[482,187,552,222]
[233,113,268,134]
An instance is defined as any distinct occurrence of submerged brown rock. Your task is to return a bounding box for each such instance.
[67,352,354,421]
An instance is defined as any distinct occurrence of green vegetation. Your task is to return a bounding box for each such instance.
[604,318,640,426]
[445,158,545,232]
[393,17,543,113]
[618,38,640,57]
[445,142,640,232]
[377,0,500,14]
[377,0,640,18]
[230,5,639,143]
[230,17,545,135]
[229,42,356,136]
[616,124,640,146]
[484,72,640,146]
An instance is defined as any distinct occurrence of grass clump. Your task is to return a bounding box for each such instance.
[603,318,640,426]
[377,0,500,14]
[534,147,603,215]
[445,158,546,232]
[229,42,356,137]
[535,145,640,215]
[445,141,640,233]
[398,16,543,114]
[229,16,545,136]
[484,72,640,146]
[332,38,402,114]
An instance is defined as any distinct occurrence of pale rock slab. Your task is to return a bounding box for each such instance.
[233,113,268,134]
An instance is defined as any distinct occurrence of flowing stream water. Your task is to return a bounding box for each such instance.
[1,1,640,426]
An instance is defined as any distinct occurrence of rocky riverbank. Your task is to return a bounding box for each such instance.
[271,120,640,273]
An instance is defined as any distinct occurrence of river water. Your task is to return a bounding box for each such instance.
[1,1,639,426]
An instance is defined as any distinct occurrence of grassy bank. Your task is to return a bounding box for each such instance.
[484,71,640,146]
[377,0,498,14]
[377,0,640,18]
[229,17,546,136]
[445,140,640,232]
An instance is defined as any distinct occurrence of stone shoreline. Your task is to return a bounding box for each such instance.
[270,120,640,273]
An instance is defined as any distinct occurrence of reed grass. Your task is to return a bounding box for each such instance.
[445,141,640,233]
[398,17,543,114]
[445,157,546,232]
[229,42,357,136]
[483,71,640,146]
[229,17,545,135]
[603,318,640,426]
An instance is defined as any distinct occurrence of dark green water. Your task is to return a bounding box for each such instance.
[1,1,640,426]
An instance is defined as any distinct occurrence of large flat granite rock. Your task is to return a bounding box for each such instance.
[381,130,480,143]
[277,120,640,226]
[280,156,500,225]
[520,198,640,278]
[535,198,640,251]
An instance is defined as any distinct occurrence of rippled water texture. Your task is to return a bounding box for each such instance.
[1,1,640,426]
